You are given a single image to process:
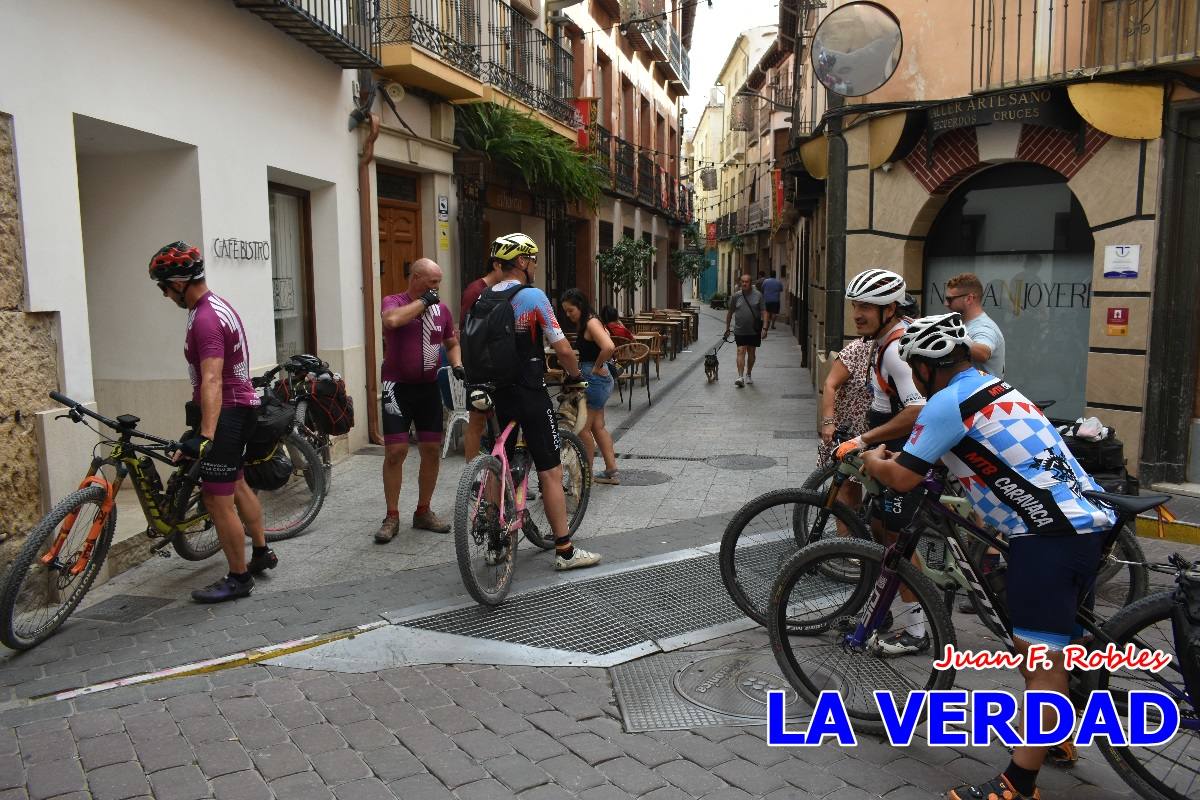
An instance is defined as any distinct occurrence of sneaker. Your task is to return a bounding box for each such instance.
[413,510,451,534]
[745,375,753,385]
[191,575,253,604]
[594,470,620,485]
[874,630,930,657]
[1046,740,1078,768]
[947,773,1041,800]
[375,516,400,544]
[247,547,278,575]
[735,377,745,388]
[555,547,602,571]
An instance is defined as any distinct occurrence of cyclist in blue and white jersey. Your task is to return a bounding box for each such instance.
[861,312,1116,800]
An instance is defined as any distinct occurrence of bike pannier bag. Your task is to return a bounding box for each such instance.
[250,395,294,447]
[1062,430,1125,473]
[461,284,525,386]
[307,373,354,436]
[244,442,293,491]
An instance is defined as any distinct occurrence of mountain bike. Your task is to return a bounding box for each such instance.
[454,382,591,605]
[766,465,1171,735]
[255,354,334,485]
[0,392,216,650]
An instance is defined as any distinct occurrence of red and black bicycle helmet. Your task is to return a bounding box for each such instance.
[149,241,205,283]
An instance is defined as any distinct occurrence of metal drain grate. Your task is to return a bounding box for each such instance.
[780,393,815,399]
[76,594,173,623]
[705,454,778,470]
[405,553,746,656]
[613,469,672,486]
[616,453,709,462]
[773,430,817,439]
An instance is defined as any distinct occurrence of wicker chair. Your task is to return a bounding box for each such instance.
[632,323,665,376]
[612,342,651,410]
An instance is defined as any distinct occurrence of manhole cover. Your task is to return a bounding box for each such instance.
[616,469,672,486]
[781,393,814,399]
[773,430,816,439]
[705,454,777,470]
[76,594,172,623]
[674,652,798,718]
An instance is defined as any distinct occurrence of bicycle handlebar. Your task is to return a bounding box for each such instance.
[48,391,177,448]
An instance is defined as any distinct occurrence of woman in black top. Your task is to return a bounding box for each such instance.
[560,289,620,484]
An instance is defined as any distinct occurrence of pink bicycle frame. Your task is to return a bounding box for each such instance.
[480,419,532,536]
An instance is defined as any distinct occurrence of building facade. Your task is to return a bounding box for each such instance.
[777,0,1200,486]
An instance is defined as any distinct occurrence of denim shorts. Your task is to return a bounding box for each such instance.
[580,362,614,410]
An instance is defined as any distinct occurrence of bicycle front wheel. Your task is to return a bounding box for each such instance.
[769,538,956,734]
[258,431,327,542]
[170,460,220,561]
[455,455,517,606]
[1092,591,1200,800]
[720,489,871,628]
[0,485,116,650]
[523,429,591,550]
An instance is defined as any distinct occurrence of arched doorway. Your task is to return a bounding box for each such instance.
[924,164,1094,417]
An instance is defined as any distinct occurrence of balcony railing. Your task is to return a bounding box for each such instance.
[484,0,577,125]
[614,136,637,195]
[972,0,1200,92]
[746,196,770,231]
[637,152,656,204]
[234,0,379,67]
[594,124,613,183]
[378,0,481,77]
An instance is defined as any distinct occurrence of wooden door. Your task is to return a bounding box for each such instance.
[379,199,420,298]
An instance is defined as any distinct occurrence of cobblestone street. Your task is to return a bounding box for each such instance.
[0,309,1188,799]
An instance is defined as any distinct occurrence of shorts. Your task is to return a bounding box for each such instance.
[1006,532,1105,650]
[492,383,561,473]
[765,301,780,314]
[734,333,761,348]
[200,405,258,496]
[382,380,444,445]
[866,407,909,451]
[580,362,614,411]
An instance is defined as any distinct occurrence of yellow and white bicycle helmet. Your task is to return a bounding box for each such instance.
[490,232,539,262]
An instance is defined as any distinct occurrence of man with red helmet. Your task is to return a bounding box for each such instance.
[150,242,277,603]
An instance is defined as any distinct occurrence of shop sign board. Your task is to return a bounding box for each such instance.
[212,238,270,261]
[438,220,450,250]
[1103,244,1140,279]
[926,88,1079,144]
[1107,306,1129,336]
[437,195,449,220]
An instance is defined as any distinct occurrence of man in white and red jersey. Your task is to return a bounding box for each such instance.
[149,242,275,604]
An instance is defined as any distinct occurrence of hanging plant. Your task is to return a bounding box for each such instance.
[682,222,703,251]
[597,236,655,296]
[730,233,744,250]
[455,103,604,207]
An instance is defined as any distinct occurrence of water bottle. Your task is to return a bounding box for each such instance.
[138,456,163,494]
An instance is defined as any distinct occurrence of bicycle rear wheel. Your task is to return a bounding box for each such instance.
[720,489,871,627]
[455,455,517,605]
[769,538,956,734]
[523,429,591,550]
[0,485,116,650]
[1092,591,1200,800]
[258,432,327,542]
[169,461,220,561]
[1093,524,1149,614]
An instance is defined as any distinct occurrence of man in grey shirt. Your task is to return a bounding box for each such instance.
[723,273,767,387]
[945,272,1005,376]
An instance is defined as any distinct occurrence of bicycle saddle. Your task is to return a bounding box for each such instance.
[1081,490,1170,517]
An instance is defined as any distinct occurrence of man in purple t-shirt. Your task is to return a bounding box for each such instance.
[149,242,275,604]
[376,258,465,544]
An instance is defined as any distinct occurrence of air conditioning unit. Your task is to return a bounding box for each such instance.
[431,103,455,143]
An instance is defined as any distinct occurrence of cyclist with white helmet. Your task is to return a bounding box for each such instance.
[833,269,925,461]
[860,312,1115,800]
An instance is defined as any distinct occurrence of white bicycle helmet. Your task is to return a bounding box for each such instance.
[899,312,970,365]
[846,268,906,305]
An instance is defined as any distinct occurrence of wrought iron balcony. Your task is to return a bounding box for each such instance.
[637,151,656,204]
[233,0,379,67]
[972,0,1200,92]
[378,0,481,79]
[746,196,770,231]
[594,124,613,183]
[614,136,637,196]
[656,23,689,92]
[678,183,693,223]
[484,0,577,126]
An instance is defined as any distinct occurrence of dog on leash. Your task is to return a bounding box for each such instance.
[704,351,720,382]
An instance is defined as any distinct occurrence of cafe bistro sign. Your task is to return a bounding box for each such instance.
[926,87,1080,147]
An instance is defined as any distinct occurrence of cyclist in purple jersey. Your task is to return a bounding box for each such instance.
[375,258,464,543]
[150,242,275,604]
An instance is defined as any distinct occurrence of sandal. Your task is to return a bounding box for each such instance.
[594,469,620,485]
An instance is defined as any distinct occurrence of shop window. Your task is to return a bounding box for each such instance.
[925,164,1093,417]
[269,184,315,364]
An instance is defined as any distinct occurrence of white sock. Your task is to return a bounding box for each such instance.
[891,600,926,638]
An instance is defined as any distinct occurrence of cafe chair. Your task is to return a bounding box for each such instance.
[633,324,664,378]
[613,342,651,410]
[439,366,471,459]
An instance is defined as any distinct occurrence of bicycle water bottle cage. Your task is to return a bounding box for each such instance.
[116,414,140,430]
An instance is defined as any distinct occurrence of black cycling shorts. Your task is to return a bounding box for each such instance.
[492,384,561,473]
[382,380,444,445]
[866,407,909,452]
[1006,532,1105,650]
[200,405,258,496]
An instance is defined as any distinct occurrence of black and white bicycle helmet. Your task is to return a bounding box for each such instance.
[899,312,970,366]
[846,268,906,305]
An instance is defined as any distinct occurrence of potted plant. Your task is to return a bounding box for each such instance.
[597,236,656,315]
[709,291,728,309]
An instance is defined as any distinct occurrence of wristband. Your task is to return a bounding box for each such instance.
[820,417,836,425]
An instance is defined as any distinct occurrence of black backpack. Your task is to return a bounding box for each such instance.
[461,284,527,386]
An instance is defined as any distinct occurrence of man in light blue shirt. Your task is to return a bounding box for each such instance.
[945,272,1005,376]
[761,271,784,330]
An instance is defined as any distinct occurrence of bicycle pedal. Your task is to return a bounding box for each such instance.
[154,548,172,558]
